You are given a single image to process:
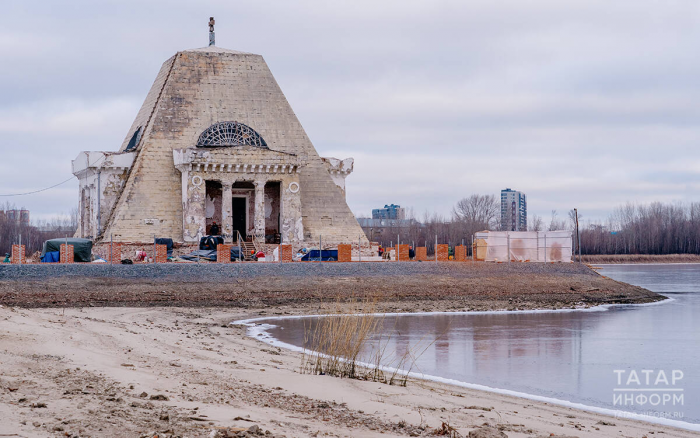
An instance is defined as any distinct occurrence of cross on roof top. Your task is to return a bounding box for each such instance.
[208,17,215,46]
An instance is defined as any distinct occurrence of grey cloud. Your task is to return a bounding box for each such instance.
[1,0,699,223]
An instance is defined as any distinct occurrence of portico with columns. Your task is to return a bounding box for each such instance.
[173,144,303,246]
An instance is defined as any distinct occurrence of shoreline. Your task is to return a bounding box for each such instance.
[0,304,696,438]
[238,297,700,434]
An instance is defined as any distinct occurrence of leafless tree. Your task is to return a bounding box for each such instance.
[528,214,544,231]
[453,194,499,230]
[548,210,566,231]
[578,201,700,255]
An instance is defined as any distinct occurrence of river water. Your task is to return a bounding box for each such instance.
[251,264,700,428]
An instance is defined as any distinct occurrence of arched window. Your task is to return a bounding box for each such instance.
[196,121,268,148]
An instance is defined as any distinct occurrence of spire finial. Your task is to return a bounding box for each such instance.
[208,17,215,46]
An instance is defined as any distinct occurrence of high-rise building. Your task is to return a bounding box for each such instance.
[500,189,527,231]
[372,204,405,220]
[2,209,30,225]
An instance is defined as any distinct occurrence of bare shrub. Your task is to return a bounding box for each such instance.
[301,299,446,387]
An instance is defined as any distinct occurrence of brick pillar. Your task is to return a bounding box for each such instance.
[454,245,466,262]
[11,244,26,264]
[337,244,351,262]
[279,244,293,262]
[155,244,168,263]
[60,244,75,264]
[108,244,122,263]
[415,247,427,261]
[217,244,233,263]
[395,244,409,261]
[436,244,448,262]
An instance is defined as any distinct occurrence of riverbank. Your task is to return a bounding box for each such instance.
[584,254,700,264]
[0,305,696,438]
[0,263,679,437]
[0,262,662,309]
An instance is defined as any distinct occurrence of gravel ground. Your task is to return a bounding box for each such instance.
[0,262,662,310]
[0,260,596,281]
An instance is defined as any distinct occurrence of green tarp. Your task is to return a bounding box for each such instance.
[42,238,93,263]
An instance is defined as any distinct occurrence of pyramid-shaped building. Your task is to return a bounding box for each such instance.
[72,42,362,248]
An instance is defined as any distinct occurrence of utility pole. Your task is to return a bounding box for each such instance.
[574,208,581,263]
[435,234,438,265]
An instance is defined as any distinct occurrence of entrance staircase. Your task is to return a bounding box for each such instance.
[233,231,257,261]
[240,241,255,261]
[233,232,268,261]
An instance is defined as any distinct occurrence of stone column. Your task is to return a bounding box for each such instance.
[221,179,233,243]
[280,177,303,246]
[253,180,266,239]
[180,169,206,243]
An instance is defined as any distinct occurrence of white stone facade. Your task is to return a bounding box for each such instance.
[172,146,303,245]
[321,157,353,198]
[72,151,134,239]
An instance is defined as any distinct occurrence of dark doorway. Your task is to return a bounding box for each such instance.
[232,197,247,240]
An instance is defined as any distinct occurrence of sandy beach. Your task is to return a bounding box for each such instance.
[0,302,695,438]
[0,263,691,437]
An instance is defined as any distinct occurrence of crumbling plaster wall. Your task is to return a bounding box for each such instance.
[264,182,280,235]
[75,167,129,239]
[205,181,223,233]
[321,157,353,199]
[180,173,302,246]
[182,171,206,241]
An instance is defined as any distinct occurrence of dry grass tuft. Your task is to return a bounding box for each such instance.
[301,299,444,386]
[582,254,700,264]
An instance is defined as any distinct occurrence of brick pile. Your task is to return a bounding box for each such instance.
[279,244,293,262]
[337,244,351,262]
[11,244,25,264]
[395,244,409,261]
[108,244,122,263]
[217,244,233,263]
[454,245,467,262]
[415,247,427,261]
[60,244,75,264]
[155,244,168,263]
[436,244,449,262]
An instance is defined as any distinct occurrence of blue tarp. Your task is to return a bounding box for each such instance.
[41,251,60,263]
[301,250,338,262]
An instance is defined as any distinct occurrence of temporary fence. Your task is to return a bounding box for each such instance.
[473,230,573,263]
[6,229,574,265]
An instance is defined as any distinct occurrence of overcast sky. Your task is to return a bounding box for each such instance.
[1,0,699,224]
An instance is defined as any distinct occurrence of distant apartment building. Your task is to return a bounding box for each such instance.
[372,204,405,220]
[500,189,527,231]
[2,209,29,225]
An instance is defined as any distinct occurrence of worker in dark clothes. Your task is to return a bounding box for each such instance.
[409,246,415,260]
[210,222,220,236]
